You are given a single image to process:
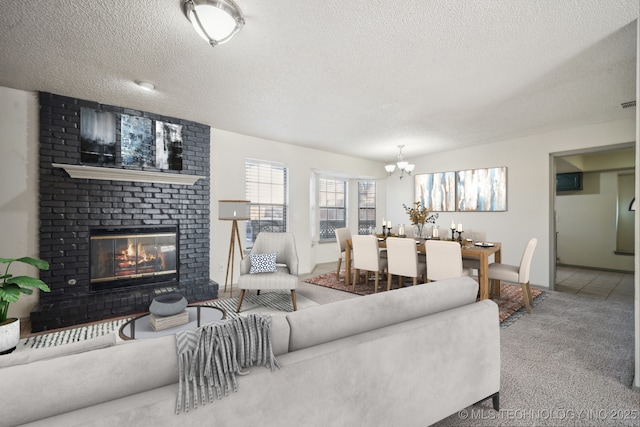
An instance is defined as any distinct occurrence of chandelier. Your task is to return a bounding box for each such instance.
[385,145,415,179]
[183,0,245,47]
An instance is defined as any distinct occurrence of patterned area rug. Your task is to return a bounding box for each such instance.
[16,290,317,351]
[304,271,547,327]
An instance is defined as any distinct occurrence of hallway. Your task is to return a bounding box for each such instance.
[555,265,634,303]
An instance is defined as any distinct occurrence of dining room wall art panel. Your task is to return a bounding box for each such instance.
[456,167,507,211]
[415,171,456,212]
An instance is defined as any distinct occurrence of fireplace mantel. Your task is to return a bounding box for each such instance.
[52,163,205,186]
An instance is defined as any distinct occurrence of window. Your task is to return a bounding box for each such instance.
[358,181,376,234]
[319,178,346,240]
[245,160,288,243]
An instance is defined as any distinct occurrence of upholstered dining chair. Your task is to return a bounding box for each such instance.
[351,235,388,293]
[425,240,473,281]
[236,232,299,313]
[462,230,487,273]
[334,227,352,279]
[386,237,426,290]
[487,237,538,314]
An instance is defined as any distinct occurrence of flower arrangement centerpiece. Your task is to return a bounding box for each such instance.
[402,201,439,238]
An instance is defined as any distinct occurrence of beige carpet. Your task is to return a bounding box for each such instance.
[433,291,639,426]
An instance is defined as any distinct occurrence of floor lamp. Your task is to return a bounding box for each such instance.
[219,200,250,297]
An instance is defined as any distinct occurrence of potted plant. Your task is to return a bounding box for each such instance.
[0,256,50,354]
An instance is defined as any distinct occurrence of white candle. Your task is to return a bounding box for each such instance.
[457,223,462,232]
[387,221,392,228]
[451,220,455,229]
[432,228,439,238]
[382,218,385,225]
[233,210,236,217]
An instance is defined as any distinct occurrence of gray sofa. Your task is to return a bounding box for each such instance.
[1,276,500,427]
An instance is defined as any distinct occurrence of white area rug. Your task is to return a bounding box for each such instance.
[17,290,317,351]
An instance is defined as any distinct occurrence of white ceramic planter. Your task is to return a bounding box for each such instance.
[0,318,20,354]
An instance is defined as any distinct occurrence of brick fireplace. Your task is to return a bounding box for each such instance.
[31,92,217,332]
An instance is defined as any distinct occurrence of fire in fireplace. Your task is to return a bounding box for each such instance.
[90,226,178,291]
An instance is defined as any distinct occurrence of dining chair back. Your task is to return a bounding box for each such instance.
[385,237,426,290]
[462,230,487,272]
[334,227,352,278]
[351,235,388,293]
[488,237,538,313]
[425,240,472,281]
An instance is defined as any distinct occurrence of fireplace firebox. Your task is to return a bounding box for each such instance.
[90,226,178,291]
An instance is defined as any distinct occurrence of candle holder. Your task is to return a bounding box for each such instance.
[455,230,464,243]
[450,227,456,241]
[382,225,388,237]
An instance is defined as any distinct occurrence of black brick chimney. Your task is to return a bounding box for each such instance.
[31,92,217,332]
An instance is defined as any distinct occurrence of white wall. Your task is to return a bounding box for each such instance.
[209,128,386,287]
[556,170,634,271]
[385,117,636,289]
[0,87,41,319]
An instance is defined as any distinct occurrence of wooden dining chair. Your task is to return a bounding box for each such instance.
[351,235,388,293]
[425,240,473,281]
[385,237,426,290]
[334,227,352,279]
[487,237,538,313]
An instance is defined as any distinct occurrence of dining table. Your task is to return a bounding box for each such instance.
[344,237,502,301]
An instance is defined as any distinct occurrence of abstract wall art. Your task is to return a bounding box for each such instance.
[121,114,153,167]
[155,121,183,170]
[456,167,507,212]
[414,171,456,212]
[80,108,116,165]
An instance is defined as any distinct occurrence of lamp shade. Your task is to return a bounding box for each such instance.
[219,200,250,220]
[183,0,244,46]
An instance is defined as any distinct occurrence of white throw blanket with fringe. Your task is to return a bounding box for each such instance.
[175,314,280,414]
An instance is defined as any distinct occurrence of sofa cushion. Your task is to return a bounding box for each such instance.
[286,276,478,352]
[269,313,291,356]
[0,334,179,426]
[0,332,116,369]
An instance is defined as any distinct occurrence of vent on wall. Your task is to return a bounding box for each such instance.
[621,100,636,109]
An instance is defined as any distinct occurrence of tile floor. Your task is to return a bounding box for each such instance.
[555,265,634,303]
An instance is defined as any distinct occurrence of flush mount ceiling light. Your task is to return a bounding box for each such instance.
[135,81,155,91]
[183,0,245,47]
[385,145,415,179]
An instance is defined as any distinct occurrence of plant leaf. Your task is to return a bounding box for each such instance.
[5,276,51,292]
[14,257,50,270]
[0,284,22,303]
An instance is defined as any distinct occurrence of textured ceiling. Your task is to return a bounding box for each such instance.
[0,0,637,163]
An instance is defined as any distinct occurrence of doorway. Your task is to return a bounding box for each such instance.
[550,143,635,303]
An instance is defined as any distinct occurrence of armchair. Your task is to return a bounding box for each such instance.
[236,232,299,313]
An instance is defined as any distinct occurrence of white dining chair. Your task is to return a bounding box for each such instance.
[386,237,426,290]
[487,237,538,313]
[351,235,388,293]
[462,230,487,273]
[334,227,352,279]
[425,240,473,281]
